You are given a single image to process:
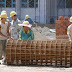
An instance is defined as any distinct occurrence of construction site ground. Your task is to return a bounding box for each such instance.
[0,24,72,72]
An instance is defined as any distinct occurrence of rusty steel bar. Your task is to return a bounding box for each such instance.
[6,39,72,67]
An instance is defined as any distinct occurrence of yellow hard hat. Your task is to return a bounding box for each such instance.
[25,15,29,19]
[10,11,16,17]
[23,21,29,25]
[1,13,8,19]
[70,17,72,22]
[18,21,32,28]
[0,15,1,18]
[1,10,7,14]
[0,15,1,21]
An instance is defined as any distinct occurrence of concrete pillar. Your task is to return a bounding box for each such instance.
[46,0,50,24]
[39,0,46,24]
[46,0,57,24]
[16,0,21,20]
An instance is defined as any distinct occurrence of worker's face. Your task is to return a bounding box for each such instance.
[12,15,16,21]
[23,26,29,31]
[1,18,6,22]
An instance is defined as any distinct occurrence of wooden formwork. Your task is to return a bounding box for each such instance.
[6,40,72,67]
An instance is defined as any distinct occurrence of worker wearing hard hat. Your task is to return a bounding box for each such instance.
[10,11,21,40]
[1,10,7,14]
[18,21,34,40]
[1,10,9,23]
[25,15,33,24]
[0,13,10,63]
[0,10,7,21]
[67,17,72,41]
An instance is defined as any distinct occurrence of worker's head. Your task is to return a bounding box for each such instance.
[18,21,32,30]
[1,10,7,14]
[70,17,72,22]
[1,13,8,22]
[10,11,17,21]
[25,15,29,19]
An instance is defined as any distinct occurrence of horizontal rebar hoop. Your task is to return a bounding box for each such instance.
[6,40,72,67]
[56,35,69,40]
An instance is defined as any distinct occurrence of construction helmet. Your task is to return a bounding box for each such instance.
[1,13,8,19]
[70,17,72,22]
[25,15,29,19]
[1,10,7,14]
[10,11,16,17]
[0,15,1,18]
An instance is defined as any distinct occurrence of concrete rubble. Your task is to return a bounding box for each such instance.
[33,26,56,40]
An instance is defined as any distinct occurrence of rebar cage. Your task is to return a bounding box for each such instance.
[6,39,72,67]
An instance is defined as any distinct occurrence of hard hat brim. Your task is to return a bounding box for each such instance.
[18,23,32,28]
[1,17,8,19]
[70,20,72,22]
[10,14,17,17]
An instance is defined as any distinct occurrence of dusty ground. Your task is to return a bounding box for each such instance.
[0,65,72,72]
[0,24,72,72]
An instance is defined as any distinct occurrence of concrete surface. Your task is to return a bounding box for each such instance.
[0,65,72,72]
[0,24,71,72]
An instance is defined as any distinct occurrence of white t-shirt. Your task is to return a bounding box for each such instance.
[10,19,21,40]
[0,21,8,40]
[67,24,72,41]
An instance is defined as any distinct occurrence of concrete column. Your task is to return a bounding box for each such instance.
[46,0,50,24]
[39,0,46,24]
[46,0,57,24]
[16,0,21,20]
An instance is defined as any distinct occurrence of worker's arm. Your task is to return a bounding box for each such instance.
[67,26,71,41]
[0,24,8,38]
[7,21,10,37]
[31,31,34,40]
[9,26,14,40]
[28,30,34,40]
[30,18,33,24]
[0,32,8,38]
[19,30,22,40]
[17,20,22,31]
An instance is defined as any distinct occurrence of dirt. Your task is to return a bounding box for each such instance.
[0,24,72,72]
[0,65,72,72]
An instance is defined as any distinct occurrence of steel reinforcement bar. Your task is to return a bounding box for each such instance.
[6,40,72,67]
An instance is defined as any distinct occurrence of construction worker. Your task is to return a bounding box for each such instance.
[18,21,34,40]
[0,13,10,63]
[10,11,21,40]
[25,15,33,24]
[67,17,72,41]
[1,10,9,24]
[25,15,37,27]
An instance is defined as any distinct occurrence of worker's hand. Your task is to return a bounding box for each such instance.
[18,39,21,40]
[10,37,14,40]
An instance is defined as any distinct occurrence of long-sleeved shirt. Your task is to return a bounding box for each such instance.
[25,18,33,24]
[10,18,21,40]
[19,28,34,40]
